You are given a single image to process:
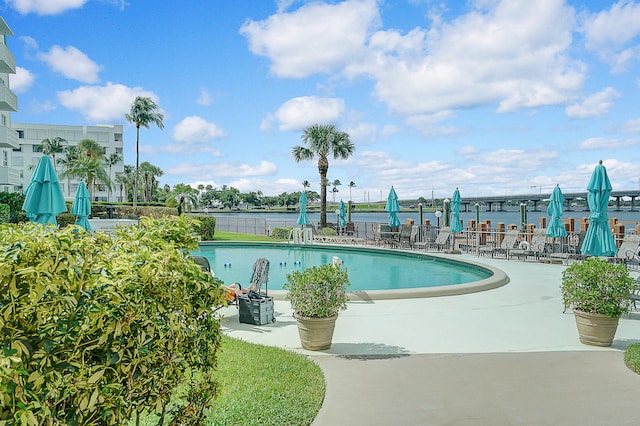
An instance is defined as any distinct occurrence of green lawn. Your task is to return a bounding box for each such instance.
[625,343,640,374]
[213,231,283,242]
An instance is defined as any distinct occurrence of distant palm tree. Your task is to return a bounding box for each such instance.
[105,152,122,202]
[139,161,163,202]
[302,180,310,191]
[41,137,66,173]
[331,179,341,203]
[116,165,135,202]
[77,139,108,200]
[57,145,78,197]
[348,181,356,201]
[126,96,164,209]
[292,124,355,227]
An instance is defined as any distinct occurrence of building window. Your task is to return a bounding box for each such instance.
[33,145,43,153]
[16,130,24,138]
[3,151,7,166]
[1,115,5,126]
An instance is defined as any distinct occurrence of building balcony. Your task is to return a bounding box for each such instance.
[0,43,16,74]
[0,165,21,186]
[0,125,18,148]
[0,84,17,111]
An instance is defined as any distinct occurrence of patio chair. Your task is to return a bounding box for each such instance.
[479,229,519,258]
[398,224,413,248]
[609,234,640,269]
[507,228,549,261]
[426,227,451,251]
[550,231,587,265]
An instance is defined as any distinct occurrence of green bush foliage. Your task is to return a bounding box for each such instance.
[0,192,26,223]
[56,212,77,228]
[284,264,350,318]
[318,227,337,236]
[271,227,291,239]
[191,215,216,240]
[0,216,226,424]
[0,204,9,223]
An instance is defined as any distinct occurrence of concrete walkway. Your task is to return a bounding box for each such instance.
[219,253,640,425]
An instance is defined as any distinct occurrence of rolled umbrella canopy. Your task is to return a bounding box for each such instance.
[519,203,528,230]
[71,181,93,232]
[450,188,463,233]
[297,192,310,226]
[22,155,67,226]
[385,186,401,228]
[581,160,617,257]
[338,200,347,227]
[546,185,568,239]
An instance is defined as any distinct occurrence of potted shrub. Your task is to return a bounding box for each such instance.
[561,257,636,346]
[284,262,350,350]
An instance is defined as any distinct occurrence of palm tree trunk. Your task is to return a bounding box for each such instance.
[133,125,140,209]
[320,172,327,228]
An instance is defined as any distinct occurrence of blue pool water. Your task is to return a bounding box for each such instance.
[192,243,492,291]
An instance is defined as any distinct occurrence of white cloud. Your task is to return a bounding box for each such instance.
[582,1,640,71]
[358,0,584,115]
[20,35,38,50]
[268,96,346,131]
[57,82,157,122]
[621,118,640,133]
[240,0,380,78]
[405,111,459,137]
[167,160,277,181]
[7,0,88,15]
[10,66,35,93]
[565,87,620,118]
[197,88,212,106]
[579,137,640,150]
[172,116,225,142]
[38,45,102,83]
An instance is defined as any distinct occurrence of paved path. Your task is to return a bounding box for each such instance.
[219,253,640,425]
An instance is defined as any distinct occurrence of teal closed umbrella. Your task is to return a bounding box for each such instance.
[338,200,347,227]
[297,192,310,226]
[385,186,401,228]
[71,181,93,232]
[22,155,67,226]
[546,185,567,239]
[581,161,617,256]
[450,188,463,233]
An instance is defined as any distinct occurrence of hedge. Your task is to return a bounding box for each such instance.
[0,216,226,424]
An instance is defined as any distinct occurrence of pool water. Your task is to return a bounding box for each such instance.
[192,243,492,292]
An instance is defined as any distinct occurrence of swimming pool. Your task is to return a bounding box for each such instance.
[192,242,508,300]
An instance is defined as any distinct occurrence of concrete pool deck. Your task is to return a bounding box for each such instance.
[218,253,640,425]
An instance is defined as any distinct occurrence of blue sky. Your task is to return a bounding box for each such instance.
[3,0,640,201]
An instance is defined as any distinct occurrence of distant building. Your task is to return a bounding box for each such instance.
[11,123,125,201]
[0,17,125,202]
[0,17,20,194]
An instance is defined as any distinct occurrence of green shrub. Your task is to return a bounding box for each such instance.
[271,227,291,239]
[0,192,26,223]
[284,264,350,318]
[0,217,226,424]
[0,204,8,223]
[56,212,77,228]
[625,343,640,375]
[191,215,216,240]
[319,227,337,236]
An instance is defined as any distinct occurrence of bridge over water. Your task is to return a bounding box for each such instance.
[459,190,640,212]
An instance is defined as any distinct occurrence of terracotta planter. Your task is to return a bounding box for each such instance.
[573,309,620,347]
[295,315,337,351]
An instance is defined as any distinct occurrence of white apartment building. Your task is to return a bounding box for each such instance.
[11,123,125,201]
[0,17,20,194]
[0,17,125,202]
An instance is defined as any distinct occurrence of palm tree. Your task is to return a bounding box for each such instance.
[57,145,78,197]
[331,179,341,203]
[139,161,163,202]
[41,137,66,173]
[348,181,356,202]
[302,180,311,191]
[105,152,122,202]
[116,165,135,202]
[77,139,108,200]
[292,124,355,227]
[171,183,199,212]
[125,96,164,209]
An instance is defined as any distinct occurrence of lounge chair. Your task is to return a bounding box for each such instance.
[192,255,239,306]
[507,229,549,261]
[398,224,413,248]
[550,232,586,265]
[609,234,640,270]
[479,229,519,258]
[426,227,451,251]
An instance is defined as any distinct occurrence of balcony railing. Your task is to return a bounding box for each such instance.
[0,125,18,148]
[0,165,21,186]
[0,84,17,111]
[0,43,16,74]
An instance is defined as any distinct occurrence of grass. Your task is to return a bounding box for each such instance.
[130,336,325,425]
[625,343,640,374]
[209,335,325,425]
[213,231,284,242]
